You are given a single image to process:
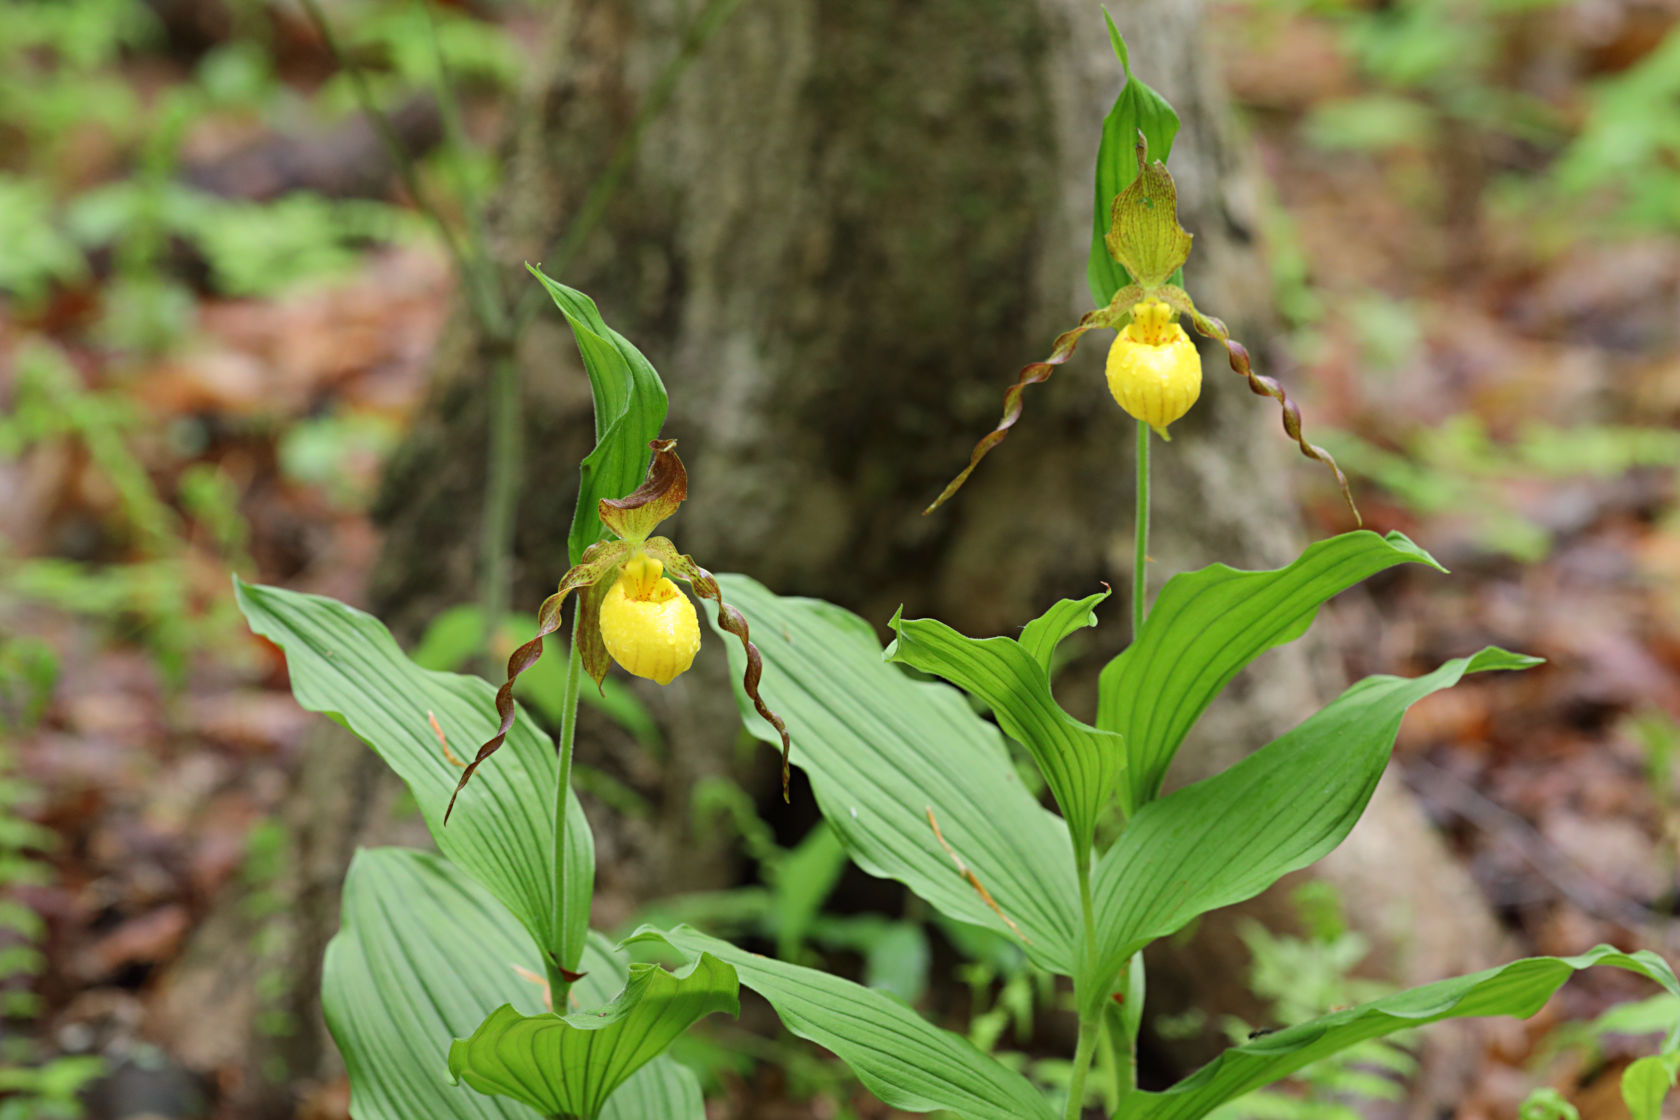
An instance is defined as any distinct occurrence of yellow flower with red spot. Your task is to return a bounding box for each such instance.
[925,134,1357,523]
[598,553,701,686]
[448,439,793,822]
[1105,299,1201,439]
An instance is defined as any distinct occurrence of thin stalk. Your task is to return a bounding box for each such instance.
[514,0,749,331]
[546,619,585,1006]
[478,348,522,648]
[302,0,519,654]
[1133,419,1151,640]
[418,0,512,343]
[1103,1014,1123,1110]
[297,0,474,287]
[1109,957,1141,1105]
[1065,1016,1098,1120]
[1066,849,1101,1120]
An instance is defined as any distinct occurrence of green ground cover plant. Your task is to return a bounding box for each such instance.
[236,19,1680,1120]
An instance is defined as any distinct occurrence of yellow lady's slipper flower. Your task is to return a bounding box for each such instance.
[598,553,701,685]
[447,439,792,822]
[1104,299,1201,439]
[925,135,1356,522]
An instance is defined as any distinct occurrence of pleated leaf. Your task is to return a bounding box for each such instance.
[634,924,1056,1120]
[324,848,704,1120]
[1135,946,1680,1120]
[1018,587,1112,674]
[887,607,1125,857]
[235,579,593,974]
[1094,647,1539,985]
[1088,12,1181,307]
[1097,530,1443,811]
[448,954,737,1120]
[526,266,668,566]
[708,574,1081,974]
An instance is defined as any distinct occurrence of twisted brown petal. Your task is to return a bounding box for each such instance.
[925,297,1134,514]
[1158,285,1360,524]
[445,540,630,823]
[642,537,794,801]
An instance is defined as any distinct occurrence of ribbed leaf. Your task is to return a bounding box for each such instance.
[635,925,1056,1120]
[1087,12,1180,307]
[1094,648,1539,984]
[886,608,1125,855]
[526,266,668,566]
[324,849,704,1120]
[1136,946,1680,1120]
[1018,587,1111,674]
[708,575,1080,974]
[448,955,737,1120]
[1098,530,1443,810]
[235,579,593,973]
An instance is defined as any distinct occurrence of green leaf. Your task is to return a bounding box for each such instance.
[886,608,1125,857]
[635,925,1056,1120]
[526,266,669,566]
[1017,587,1111,674]
[1134,946,1680,1120]
[1094,648,1538,985]
[1098,530,1445,811]
[1624,1052,1680,1120]
[709,575,1081,974]
[325,849,704,1120]
[1088,12,1181,307]
[235,579,593,973]
[448,955,737,1120]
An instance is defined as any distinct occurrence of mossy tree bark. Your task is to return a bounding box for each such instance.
[157,0,1503,1112]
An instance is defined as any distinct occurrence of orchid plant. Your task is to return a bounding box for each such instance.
[236,16,1680,1120]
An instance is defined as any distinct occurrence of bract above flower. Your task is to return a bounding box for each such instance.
[445,439,793,823]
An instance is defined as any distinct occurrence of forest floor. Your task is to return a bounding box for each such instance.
[4,2,1680,1118]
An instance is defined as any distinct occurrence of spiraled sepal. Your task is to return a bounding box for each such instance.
[1156,284,1360,523]
[446,540,629,823]
[925,299,1133,513]
[1105,134,1193,288]
[599,438,687,544]
[641,536,794,801]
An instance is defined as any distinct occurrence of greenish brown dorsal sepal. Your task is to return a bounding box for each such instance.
[448,537,628,823]
[640,536,794,801]
[1106,133,1193,289]
[924,299,1133,513]
[599,438,687,544]
[1152,283,1361,524]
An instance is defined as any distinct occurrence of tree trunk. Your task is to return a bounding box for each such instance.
[157,1,1505,1113]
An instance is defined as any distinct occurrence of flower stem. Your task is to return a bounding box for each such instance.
[1065,1015,1098,1120]
[1066,848,1101,1120]
[546,617,585,1007]
[1133,419,1151,641]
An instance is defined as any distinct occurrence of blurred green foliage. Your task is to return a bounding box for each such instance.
[1241,0,1680,552]
[0,637,105,1118]
[0,0,515,322]
[0,0,528,689]
[1323,417,1680,560]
